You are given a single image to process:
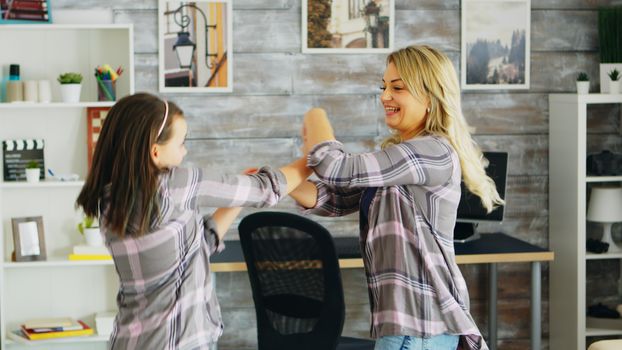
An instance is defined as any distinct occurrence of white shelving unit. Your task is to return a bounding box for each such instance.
[549,93,622,350]
[0,24,134,349]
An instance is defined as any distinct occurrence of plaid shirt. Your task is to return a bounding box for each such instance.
[303,137,487,350]
[103,167,286,350]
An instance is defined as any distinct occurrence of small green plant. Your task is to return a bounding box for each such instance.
[57,72,83,84]
[25,160,39,169]
[77,216,98,235]
[576,72,589,81]
[608,68,620,81]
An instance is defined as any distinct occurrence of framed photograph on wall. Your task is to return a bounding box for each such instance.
[158,0,233,93]
[86,107,111,170]
[0,0,52,24]
[302,0,394,54]
[461,0,531,90]
[11,216,46,262]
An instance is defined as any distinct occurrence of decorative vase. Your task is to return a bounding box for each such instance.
[60,83,81,103]
[577,81,590,94]
[84,227,104,246]
[25,168,40,183]
[610,79,620,95]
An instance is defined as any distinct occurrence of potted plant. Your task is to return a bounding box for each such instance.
[78,215,103,246]
[25,160,40,183]
[608,68,620,95]
[57,72,83,103]
[576,72,590,94]
[598,6,622,93]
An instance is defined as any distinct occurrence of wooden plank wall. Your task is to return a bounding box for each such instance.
[54,0,621,349]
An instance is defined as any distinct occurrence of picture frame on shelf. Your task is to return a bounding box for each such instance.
[461,0,531,90]
[302,0,394,54]
[158,0,233,93]
[11,216,46,262]
[86,107,111,170]
[0,0,52,24]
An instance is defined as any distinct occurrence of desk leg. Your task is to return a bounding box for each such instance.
[489,263,497,350]
[212,272,218,350]
[531,262,541,350]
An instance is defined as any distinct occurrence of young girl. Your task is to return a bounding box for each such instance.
[76,93,311,350]
[291,45,504,350]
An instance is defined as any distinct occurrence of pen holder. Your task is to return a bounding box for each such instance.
[97,79,116,101]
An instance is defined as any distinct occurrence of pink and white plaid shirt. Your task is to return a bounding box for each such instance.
[302,136,487,350]
[102,167,286,350]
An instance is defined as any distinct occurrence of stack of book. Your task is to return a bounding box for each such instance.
[68,244,112,261]
[0,0,50,22]
[15,317,94,341]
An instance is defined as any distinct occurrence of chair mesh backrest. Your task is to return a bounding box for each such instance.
[251,226,324,334]
[239,211,345,348]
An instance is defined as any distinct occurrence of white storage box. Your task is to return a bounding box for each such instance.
[95,311,116,336]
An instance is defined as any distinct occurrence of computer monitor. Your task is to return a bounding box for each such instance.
[454,151,508,243]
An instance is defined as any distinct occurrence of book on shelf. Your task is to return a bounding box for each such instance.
[24,317,75,329]
[26,319,84,333]
[68,253,112,261]
[73,244,110,256]
[1,0,48,11]
[20,320,94,340]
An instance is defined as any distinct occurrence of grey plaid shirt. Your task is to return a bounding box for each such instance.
[302,136,487,350]
[103,167,286,350]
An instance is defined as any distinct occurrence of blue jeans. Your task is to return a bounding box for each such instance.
[374,334,460,350]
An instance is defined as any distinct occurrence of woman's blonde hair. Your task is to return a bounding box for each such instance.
[382,45,504,212]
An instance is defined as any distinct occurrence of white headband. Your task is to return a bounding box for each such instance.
[157,100,169,138]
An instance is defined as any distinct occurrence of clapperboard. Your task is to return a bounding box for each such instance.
[2,139,45,181]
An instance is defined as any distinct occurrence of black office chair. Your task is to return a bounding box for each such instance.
[238,211,375,350]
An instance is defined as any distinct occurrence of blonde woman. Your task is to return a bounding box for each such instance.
[291,45,503,350]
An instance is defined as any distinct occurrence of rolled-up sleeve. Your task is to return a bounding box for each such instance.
[297,180,363,217]
[202,215,225,255]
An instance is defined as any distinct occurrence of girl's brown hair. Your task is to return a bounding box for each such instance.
[76,93,183,237]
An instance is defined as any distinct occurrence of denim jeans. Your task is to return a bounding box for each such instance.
[374,334,460,350]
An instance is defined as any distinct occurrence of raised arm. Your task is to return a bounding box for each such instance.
[308,137,454,188]
[302,108,454,188]
[303,108,336,153]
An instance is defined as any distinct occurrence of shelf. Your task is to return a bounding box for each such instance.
[0,102,115,109]
[0,23,134,350]
[3,259,113,269]
[6,332,109,346]
[0,181,84,188]
[586,317,622,336]
[586,176,622,183]
[586,252,622,260]
[549,93,622,104]
[585,328,622,337]
[0,24,132,30]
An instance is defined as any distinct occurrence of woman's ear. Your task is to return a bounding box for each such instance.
[150,144,160,167]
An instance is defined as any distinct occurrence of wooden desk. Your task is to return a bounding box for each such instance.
[211,233,554,350]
